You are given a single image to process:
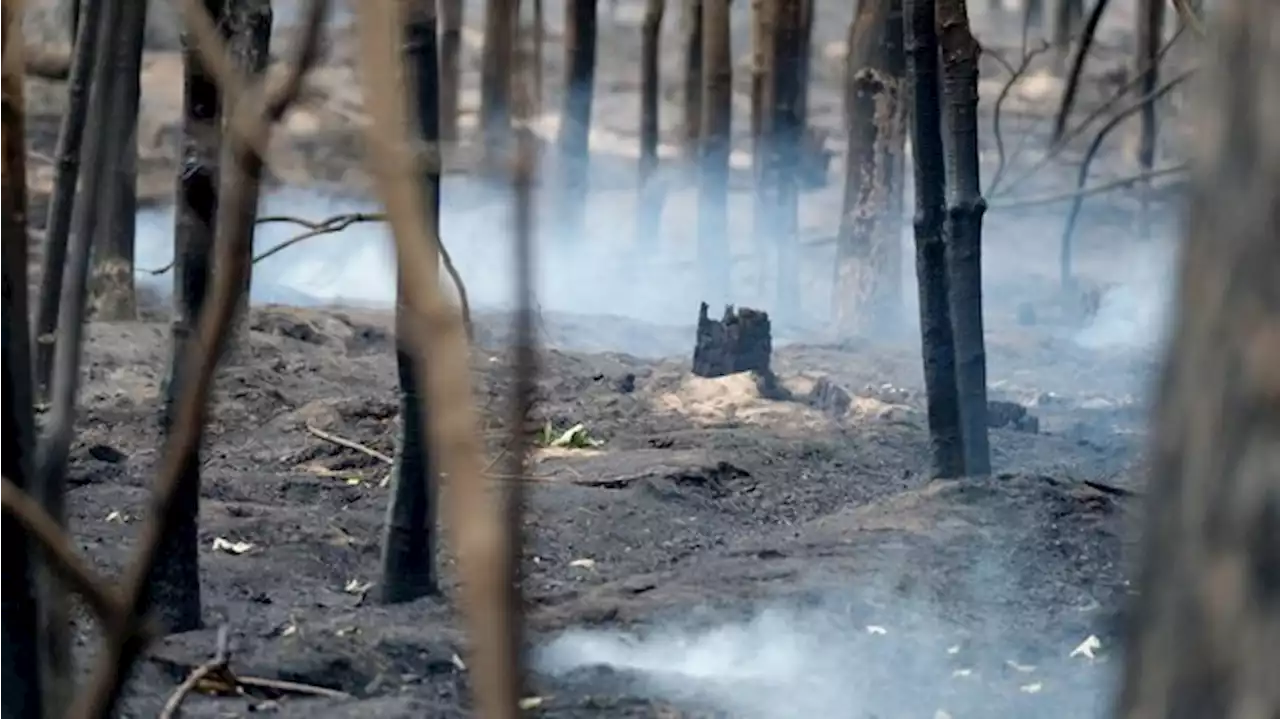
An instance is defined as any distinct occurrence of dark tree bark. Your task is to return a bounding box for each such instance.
[769,0,803,321]
[32,0,131,706]
[904,0,963,478]
[638,0,665,246]
[88,0,147,322]
[1051,0,1082,66]
[558,0,597,247]
[834,0,906,337]
[1115,2,1280,715]
[381,0,442,605]
[480,0,517,168]
[794,0,813,128]
[938,0,991,476]
[750,0,774,261]
[152,0,230,634]
[698,0,731,307]
[33,0,105,402]
[692,303,773,379]
[438,0,462,143]
[532,0,544,114]
[1134,0,1163,241]
[1,12,44,718]
[682,0,703,162]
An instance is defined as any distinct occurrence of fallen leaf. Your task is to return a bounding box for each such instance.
[212,537,254,555]
[518,696,545,710]
[451,653,467,671]
[344,579,373,595]
[105,510,126,523]
[865,625,888,635]
[1070,634,1102,660]
[568,558,596,569]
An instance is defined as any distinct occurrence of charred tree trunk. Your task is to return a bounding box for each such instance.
[559,0,597,246]
[834,0,906,338]
[1,10,44,718]
[750,0,774,263]
[1115,2,1280,715]
[34,0,105,401]
[532,0,544,114]
[698,0,731,306]
[33,0,135,705]
[438,0,462,144]
[638,0,665,247]
[795,0,813,128]
[224,0,272,352]
[1134,0,1163,241]
[1051,0,1082,67]
[152,0,230,634]
[480,0,517,168]
[682,0,704,162]
[770,0,803,322]
[904,0,963,478]
[692,303,773,378]
[938,0,991,476]
[382,0,442,604]
[88,0,147,322]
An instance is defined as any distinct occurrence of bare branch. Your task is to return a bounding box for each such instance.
[989,163,1187,210]
[305,422,394,465]
[987,39,1051,195]
[1052,0,1113,145]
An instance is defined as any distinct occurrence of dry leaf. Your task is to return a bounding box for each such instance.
[344,579,373,595]
[518,696,545,710]
[568,558,596,569]
[1070,634,1102,660]
[212,537,254,555]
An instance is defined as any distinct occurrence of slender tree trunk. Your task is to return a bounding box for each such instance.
[698,0,731,306]
[1051,0,1082,67]
[152,0,229,634]
[750,0,775,266]
[480,0,517,168]
[34,0,105,402]
[224,0,272,353]
[905,0,963,478]
[770,0,803,321]
[1134,0,1163,241]
[834,0,906,338]
[559,0,597,246]
[1024,0,1044,34]
[1,8,44,717]
[795,0,813,128]
[638,0,665,247]
[438,0,462,144]
[938,0,991,476]
[382,0,443,604]
[88,0,147,322]
[682,0,704,162]
[532,0,544,114]
[1116,2,1280,715]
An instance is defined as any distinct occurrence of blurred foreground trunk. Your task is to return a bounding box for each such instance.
[1115,2,1280,717]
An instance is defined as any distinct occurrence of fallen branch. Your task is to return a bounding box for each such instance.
[988,163,1187,210]
[159,626,235,719]
[235,675,353,700]
[305,423,394,465]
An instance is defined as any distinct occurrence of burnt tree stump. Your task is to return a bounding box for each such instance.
[692,303,773,378]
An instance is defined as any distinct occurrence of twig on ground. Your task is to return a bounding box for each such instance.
[234,675,353,700]
[988,163,1187,210]
[305,423,394,465]
[987,39,1052,195]
[67,4,330,718]
[159,626,234,719]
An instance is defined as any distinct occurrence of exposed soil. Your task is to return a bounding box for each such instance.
[18,0,1191,716]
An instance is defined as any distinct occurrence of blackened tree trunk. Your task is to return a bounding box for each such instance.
[1115,1,1280,715]
[938,0,991,476]
[834,0,906,337]
[638,0,665,247]
[225,0,272,351]
[1,11,44,717]
[795,0,813,128]
[1134,0,1163,241]
[750,0,774,262]
[438,0,462,144]
[559,0,597,246]
[532,0,544,113]
[904,0,963,478]
[682,0,704,162]
[88,0,147,322]
[698,0,731,307]
[381,0,442,605]
[770,0,803,322]
[34,0,105,401]
[33,0,130,705]
[152,0,229,634]
[480,0,517,168]
[1051,0,1082,66]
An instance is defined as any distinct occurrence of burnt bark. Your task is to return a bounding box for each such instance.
[381,0,442,605]
[692,303,773,379]
[904,0,963,478]
[638,0,665,247]
[1134,0,1163,241]
[480,0,517,167]
[1115,2,1280,716]
[438,0,462,143]
[698,0,731,306]
[769,0,803,321]
[34,0,105,402]
[88,0,147,322]
[1,10,44,717]
[938,0,991,476]
[559,0,597,246]
[682,0,704,162]
[834,0,906,338]
[152,0,230,634]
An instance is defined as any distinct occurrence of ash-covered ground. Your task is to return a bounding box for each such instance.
[21,0,1193,716]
